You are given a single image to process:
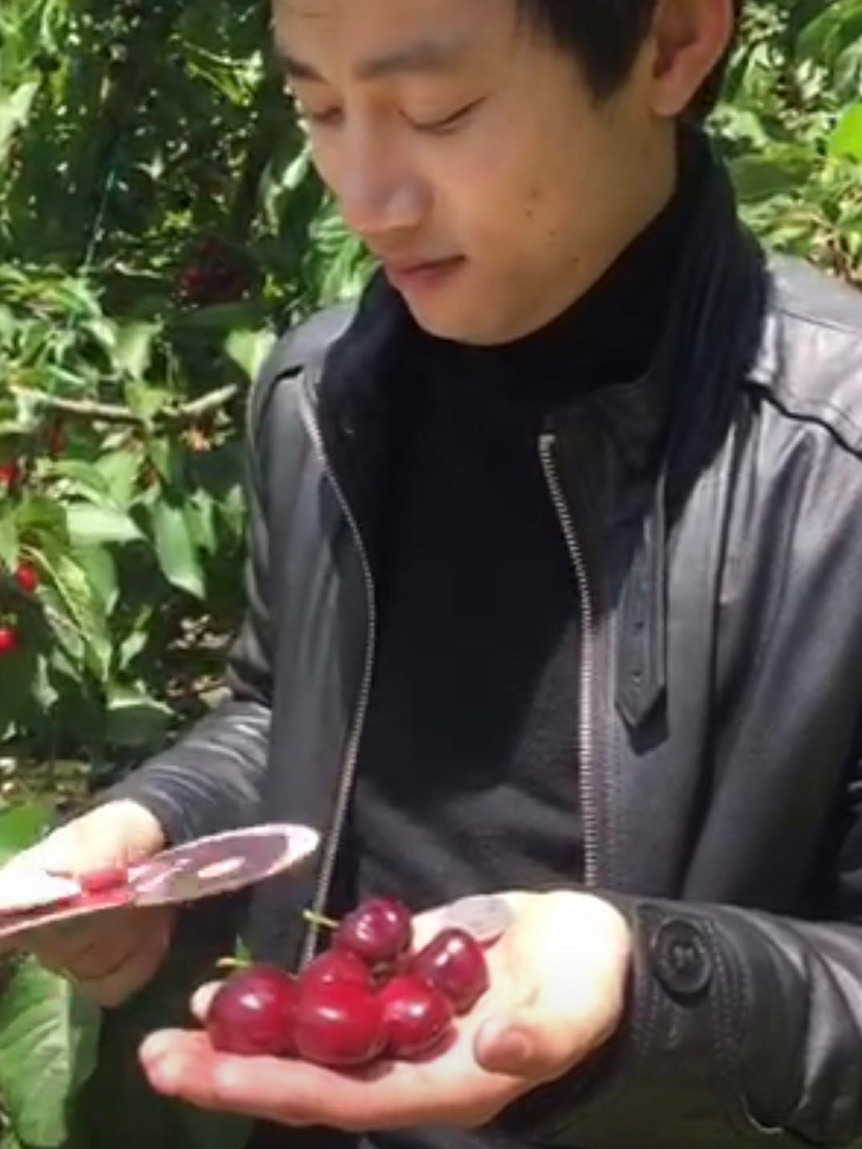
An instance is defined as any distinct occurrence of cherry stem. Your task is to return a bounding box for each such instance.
[302,908,339,931]
[215,956,250,972]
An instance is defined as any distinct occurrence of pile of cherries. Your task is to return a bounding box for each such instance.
[205,897,491,1068]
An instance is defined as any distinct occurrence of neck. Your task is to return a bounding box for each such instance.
[533,127,680,340]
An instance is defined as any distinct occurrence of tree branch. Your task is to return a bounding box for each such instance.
[10,384,240,428]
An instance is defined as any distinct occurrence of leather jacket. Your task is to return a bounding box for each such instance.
[112,136,862,1147]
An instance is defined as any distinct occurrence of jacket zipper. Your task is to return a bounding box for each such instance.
[298,394,378,968]
[539,432,600,887]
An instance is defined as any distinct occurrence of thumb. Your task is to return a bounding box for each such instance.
[474,990,621,1081]
[190,980,221,1023]
[34,802,164,873]
[473,1008,575,1080]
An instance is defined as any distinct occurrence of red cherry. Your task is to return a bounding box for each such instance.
[0,627,19,657]
[0,462,20,488]
[300,948,373,992]
[409,928,489,1015]
[15,564,39,594]
[206,965,300,1057]
[378,974,453,1060]
[293,981,386,1068]
[335,897,413,968]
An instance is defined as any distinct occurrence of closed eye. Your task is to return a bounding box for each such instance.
[297,98,484,134]
[301,106,343,128]
[408,98,484,134]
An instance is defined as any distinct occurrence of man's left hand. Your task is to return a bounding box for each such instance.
[138,890,631,1131]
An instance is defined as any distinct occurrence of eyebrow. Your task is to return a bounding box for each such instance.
[277,36,472,84]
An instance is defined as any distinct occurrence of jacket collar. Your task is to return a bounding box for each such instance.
[542,126,768,499]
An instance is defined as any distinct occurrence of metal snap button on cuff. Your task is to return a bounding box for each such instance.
[651,918,713,1001]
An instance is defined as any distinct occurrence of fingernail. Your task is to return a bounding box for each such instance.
[139,1031,175,1064]
[144,1053,182,1096]
[191,981,219,1022]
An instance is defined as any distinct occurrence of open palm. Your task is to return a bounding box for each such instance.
[138,891,630,1132]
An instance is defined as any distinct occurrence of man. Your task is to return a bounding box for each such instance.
[10,0,862,1146]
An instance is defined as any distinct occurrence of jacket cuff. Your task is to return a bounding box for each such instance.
[498,893,755,1148]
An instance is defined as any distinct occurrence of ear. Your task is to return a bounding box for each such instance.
[644,0,736,118]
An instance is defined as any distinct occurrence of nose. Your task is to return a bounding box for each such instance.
[322,128,429,242]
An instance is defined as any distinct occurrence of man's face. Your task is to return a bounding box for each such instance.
[272,0,674,345]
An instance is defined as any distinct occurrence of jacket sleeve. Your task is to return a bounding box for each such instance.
[98,361,281,849]
[508,803,862,1149]
[536,894,862,1149]
[494,725,862,1149]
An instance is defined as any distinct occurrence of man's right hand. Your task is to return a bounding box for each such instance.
[0,799,174,1008]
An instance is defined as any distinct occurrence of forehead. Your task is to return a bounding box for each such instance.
[271,0,516,68]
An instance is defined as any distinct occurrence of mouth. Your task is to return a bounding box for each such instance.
[381,255,466,294]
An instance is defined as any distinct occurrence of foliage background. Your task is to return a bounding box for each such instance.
[0,0,860,1146]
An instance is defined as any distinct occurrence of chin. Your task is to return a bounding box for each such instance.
[402,298,510,347]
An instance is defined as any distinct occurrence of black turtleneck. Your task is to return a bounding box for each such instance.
[343,147,703,938]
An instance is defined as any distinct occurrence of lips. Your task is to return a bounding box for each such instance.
[381,255,460,276]
[380,255,465,294]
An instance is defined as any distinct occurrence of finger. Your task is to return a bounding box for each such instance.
[139,1031,352,1127]
[139,1027,516,1131]
[26,909,156,972]
[0,900,134,961]
[191,981,221,1023]
[474,895,630,1079]
[39,931,135,982]
[76,923,171,1008]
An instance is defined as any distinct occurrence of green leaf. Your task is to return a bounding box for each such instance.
[730,151,817,204]
[74,545,119,615]
[66,932,242,1149]
[0,515,18,568]
[29,653,60,713]
[104,687,173,750]
[0,803,53,864]
[0,638,38,734]
[45,459,112,500]
[95,449,143,511]
[114,322,161,380]
[40,552,112,682]
[177,301,267,332]
[1,1124,23,1149]
[0,959,101,1149]
[0,82,38,161]
[796,0,862,72]
[66,504,143,546]
[185,491,217,556]
[40,586,86,669]
[145,437,182,487]
[150,501,205,599]
[83,316,118,357]
[829,103,862,162]
[224,328,275,383]
[124,380,172,423]
[117,626,150,671]
[14,497,68,549]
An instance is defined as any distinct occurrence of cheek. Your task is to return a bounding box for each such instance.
[430,135,560,255]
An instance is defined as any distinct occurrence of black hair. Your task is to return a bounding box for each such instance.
[518,0,745,120]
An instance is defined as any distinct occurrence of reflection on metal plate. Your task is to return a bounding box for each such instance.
[441,894,515,943]
[129,823,321,906]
